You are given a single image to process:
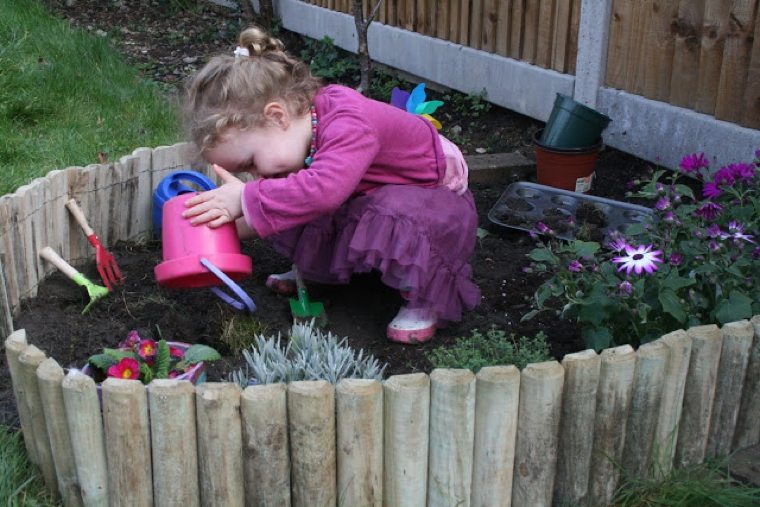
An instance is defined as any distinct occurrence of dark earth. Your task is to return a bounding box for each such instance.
[0,1,660,427]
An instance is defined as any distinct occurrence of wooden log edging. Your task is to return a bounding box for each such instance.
[4,315,760,505]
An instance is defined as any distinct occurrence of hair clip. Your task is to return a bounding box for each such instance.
[233,46,250,58]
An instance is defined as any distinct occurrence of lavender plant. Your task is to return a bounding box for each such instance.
[524,150,760,349]
[229,320,388,386]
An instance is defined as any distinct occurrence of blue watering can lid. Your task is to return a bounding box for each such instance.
[155,170,216,202]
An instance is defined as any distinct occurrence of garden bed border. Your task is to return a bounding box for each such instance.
[2,145,760,504]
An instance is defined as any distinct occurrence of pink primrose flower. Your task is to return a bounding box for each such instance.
[612,244,663,276]
[122,330,141,349]
[138,339,157,361]
[107,357,140,380]
[169,346,184,359]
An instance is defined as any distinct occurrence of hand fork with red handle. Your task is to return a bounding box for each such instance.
[65,198,124,291]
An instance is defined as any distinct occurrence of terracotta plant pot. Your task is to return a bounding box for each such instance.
[533,129,602,194]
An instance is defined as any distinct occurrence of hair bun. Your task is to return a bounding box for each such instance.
[239,26,284,57]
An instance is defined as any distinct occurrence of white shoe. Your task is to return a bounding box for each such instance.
[265,270,297,296]
[387,306,437,344]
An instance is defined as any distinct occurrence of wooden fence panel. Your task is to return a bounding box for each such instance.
[44,170,70,269]
[695,0,732,114]
[670,0,706,108]
[0,196,21,312]
[458,0,471,45]
[509,0,524,59]
[65,166,90,266]
[4,330,38,463]
[607,0,638,91]
[469,0,483,49]
[551,0,572,73]
[521,0,540,64]
[535,0,555,68]
[417,0,435,36]
[715,0,757,121]
[742,8,760,128]
[15,186,40,300]
[566,0,581,75]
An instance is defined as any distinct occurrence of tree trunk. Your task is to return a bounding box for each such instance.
[353,1,384,95]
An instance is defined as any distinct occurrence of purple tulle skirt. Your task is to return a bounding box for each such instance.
[268,185,481,323]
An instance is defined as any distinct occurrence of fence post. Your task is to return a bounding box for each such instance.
[706,320,754,458]
[36,358,83,507]
[4,330,38,463]
[622,340,668,478]
[573,0,614,106]
[512,361,564,507]
[288,380,336,507]
[18,344,58,496]
[675,324,722,466]
[733,315,760,450]
[149,379,199,507]
[554,349,600,506]
[336,379,383,507]
[383,373,430,507]
[61,372,109,506]
[653,329,692,475]
[241,383,291,507]
[102,378,152,506]
[471,365,520,507]
[588,345,636,507]
[196,382,244,507]
[428,369,476,506]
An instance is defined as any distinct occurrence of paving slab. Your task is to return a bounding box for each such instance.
[465,152,535,184]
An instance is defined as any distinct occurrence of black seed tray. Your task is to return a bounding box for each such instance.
[487,182,654,240]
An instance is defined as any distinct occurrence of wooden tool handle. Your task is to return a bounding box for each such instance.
[39,246,80,281]
[65,198,94,236]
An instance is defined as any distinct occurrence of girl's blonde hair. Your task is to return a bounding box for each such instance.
[183,26,323,153]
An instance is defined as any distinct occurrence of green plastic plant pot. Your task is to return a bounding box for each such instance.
[540,93,612,149]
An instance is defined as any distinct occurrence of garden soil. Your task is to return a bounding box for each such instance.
[1,1,656,427]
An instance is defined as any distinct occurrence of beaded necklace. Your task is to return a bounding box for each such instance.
[304,104,318,167]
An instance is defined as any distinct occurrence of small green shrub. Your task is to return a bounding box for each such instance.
[229,320,387,386]
[426,327,552,372]
[220,315,270,355]
[299,36,360,82]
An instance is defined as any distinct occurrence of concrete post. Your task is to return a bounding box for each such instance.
[573,0,614,106]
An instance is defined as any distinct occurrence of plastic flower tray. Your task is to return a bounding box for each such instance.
[487,182,654,240]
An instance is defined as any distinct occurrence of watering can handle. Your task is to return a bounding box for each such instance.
[65,199,95,236]
[39,247,80,281]
[199,257,256,313]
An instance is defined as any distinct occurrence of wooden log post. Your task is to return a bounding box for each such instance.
[588,345,636,507]
[512,361,565,507]
[471,365,520,507]
[554,349,600,506]
[706,320,754,458]
[733,315,760,450]
[61,372,109,506]
[102,378,152,506]
[653,330,692,475]
[428,369,476,506]
[18,344,58,495]
[383,373,430,507]
[241,383,291,507]
[336,379,383,507]
[37,358,83,507]
[622,340,668,478]
[149,380,199,507]
[288,380,336,507]
[4,330,38,464]
[675,325,722,467]
[196,383,244,507]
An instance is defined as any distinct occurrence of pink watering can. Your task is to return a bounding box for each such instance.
[154,193,255,312]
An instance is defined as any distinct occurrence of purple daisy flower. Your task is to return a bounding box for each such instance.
[706,224,722,238]
[568,260,583,272]
[702,182,722,200]
[726,162,755,183]
[669,252,684,266]
[618,281,633,296]
[655,197,671,210]
[695,202,723,220]
[679,152,709,174]
[612,244,663,275]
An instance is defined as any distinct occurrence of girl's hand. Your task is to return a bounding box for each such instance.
[182,165,245,227]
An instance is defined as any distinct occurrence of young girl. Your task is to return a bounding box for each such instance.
[182,26,480,343]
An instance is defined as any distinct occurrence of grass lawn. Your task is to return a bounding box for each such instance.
[0,0,181,196]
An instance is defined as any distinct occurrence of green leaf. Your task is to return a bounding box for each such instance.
[623,222,648,236]
[534,283,554,308]
[674,184,695,200]
[661,270,695,292]
[572,241,600,258]
[714,290,753,324]
[155,339,170,379]
[582,327,612,351]
[104,348,136,361]
[529,247,558,264]
[139,363,153,384]
[88,353,117,371]
[579,303,610,327]
[183,344,222,365]
[658,288,687,323]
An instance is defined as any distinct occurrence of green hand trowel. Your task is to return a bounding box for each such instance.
[39,246,110,314]
[289,265,327,327]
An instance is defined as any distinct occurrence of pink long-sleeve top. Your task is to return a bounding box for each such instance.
[241,84,447,238]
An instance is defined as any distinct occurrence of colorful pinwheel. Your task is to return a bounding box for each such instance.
[390,83,444,129]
